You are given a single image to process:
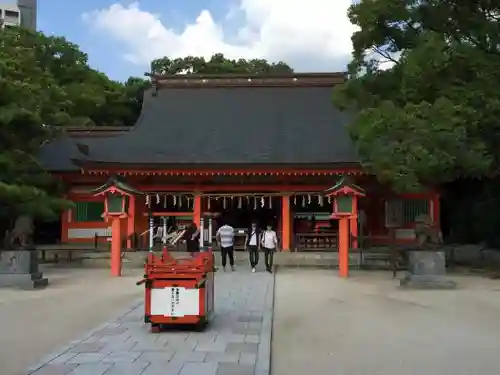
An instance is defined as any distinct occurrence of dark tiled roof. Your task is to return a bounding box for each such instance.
[40,83,358,171]
[38,137,86,171]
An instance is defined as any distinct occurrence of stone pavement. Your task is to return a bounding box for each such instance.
[26,269,274,375]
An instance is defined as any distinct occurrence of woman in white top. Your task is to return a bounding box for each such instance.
[261,224,278,273]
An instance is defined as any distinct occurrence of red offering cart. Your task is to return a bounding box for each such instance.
[137,246,215,333]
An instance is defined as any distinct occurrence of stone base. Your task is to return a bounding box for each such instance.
[0,272,48,289]
[400,274,457,290]
[0,249,48,289]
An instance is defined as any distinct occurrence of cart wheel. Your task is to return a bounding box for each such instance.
[151,324,161,333]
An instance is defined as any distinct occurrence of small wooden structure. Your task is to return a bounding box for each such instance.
[325,178,365,277]
[92,176,143,276]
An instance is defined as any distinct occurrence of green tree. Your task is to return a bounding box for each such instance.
[0,27,149,243]
[333,0,500,192]
[150,53,294,75]
[0,27,73,239]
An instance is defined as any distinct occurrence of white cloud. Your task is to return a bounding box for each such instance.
[82,0,358,72]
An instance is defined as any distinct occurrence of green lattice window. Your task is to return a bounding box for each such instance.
[336,196,353,213]
[74,201,105,222]
[403,199,429,223]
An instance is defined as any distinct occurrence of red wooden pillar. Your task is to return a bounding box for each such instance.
[110,218,122,277]
[127,195,136,249]
[281,195,291,251]
[338,216,349,278]
[350,197,358,248]
[193,194,201,228]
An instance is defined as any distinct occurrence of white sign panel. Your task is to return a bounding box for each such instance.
[150,287,200,317]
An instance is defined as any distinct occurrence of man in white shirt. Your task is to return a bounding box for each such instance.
[261,224,278,273]
[216,221,235,271]
[245,222,261,273]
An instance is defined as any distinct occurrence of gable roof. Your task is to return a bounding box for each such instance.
[39,73,359,171]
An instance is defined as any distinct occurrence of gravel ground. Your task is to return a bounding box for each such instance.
[0,266,143,375]
[272,269,500,375]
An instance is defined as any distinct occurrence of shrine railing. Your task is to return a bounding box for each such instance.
[294,232,338,252]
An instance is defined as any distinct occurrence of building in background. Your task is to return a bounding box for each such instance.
[0,0,36,30]
[38,73,440,251]
[17,0,36,30]
[0,3,21,27]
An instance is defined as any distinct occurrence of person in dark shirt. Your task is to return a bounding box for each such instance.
[183,222,200,256]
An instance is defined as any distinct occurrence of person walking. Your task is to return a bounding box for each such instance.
[261,224,278,273]
[245,222,261,273]
[216,220,235,271]
[182,222,200,257]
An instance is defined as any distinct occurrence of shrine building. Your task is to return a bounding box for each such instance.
[38,73,440,252]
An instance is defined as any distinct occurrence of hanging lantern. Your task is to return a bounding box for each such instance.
[156,193,160,204]
[269,196,272,209]
[146,194,151,207]
[172,195,177,206]
[301,196,306,207]
[238,197,242,209]
[253,197,257,210]
[327,196,331,204]
[319,195,324,206]
[293,195,297,204]
[179,195,183,208]
[223,197,227,209]
[207,198,211,209]
[163,195,167,208]
[307,194,311,205]
[261,197,265,208]
[324,177,365,218]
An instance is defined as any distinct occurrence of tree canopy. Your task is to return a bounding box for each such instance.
[333,0,500,192]
[0,27,145,232]
[150,53,294,75]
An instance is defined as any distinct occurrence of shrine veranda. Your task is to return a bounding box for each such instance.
[38,73,440,252]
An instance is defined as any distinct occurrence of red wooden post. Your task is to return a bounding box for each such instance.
[350,197,358,249]
[127,195,136,249]
[193,194,201,228]
[110,218,122,277]
[338,216,349,278]
[281,195,291,251]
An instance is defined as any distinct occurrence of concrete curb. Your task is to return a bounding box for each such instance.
[26,298,143,374]
[255,270,275,375]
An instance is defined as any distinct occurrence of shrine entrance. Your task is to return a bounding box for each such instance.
[205,195,282,250]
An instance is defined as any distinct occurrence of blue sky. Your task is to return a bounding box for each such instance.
[36,0,233,81]
[18,0,356,82]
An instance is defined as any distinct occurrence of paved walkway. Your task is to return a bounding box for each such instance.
[27,269,274,375]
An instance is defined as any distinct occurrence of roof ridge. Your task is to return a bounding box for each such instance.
[150,72,347,89]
